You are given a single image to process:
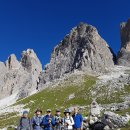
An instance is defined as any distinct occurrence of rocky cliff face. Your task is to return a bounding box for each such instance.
[39,22,115,84]
[117,19,130,66]
[0,49,42,99]
[0,23,116,99]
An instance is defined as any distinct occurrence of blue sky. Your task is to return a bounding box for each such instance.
[0,0,130,67]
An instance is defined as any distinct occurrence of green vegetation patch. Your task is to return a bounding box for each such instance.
[0,75,96,128]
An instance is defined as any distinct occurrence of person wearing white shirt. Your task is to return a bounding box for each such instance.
[63,109,74,130]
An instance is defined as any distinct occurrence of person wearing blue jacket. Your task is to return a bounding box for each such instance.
[54,109,63,130]
[42,109,55,130]
[72,107,83,130]
[32,109,44,130]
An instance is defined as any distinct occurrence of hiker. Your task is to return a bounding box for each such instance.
[17,110,32,130]
[72,107,83,130]
[63,109,74,130]
[101,115,114,130]
[42,109,55,130]
[54,109,63,130]
[32,109,44,130]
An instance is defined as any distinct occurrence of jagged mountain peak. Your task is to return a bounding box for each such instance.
[118,18,130,66]
[67,22,98,38]
[39,22,115,85]
[59,22,109,50]
[22,49,36,57]
[21,49,42,72]
[0,49,42,100]
[5,53,20,70]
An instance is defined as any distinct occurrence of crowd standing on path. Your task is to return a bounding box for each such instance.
[17,107,114,130]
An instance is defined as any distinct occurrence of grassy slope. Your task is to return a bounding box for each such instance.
[0,76,96,129]
[1,75,130,129]
[94,84,130,104]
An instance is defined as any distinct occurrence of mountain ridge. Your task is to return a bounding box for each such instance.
[0,19,130,129]
[39,22,115,86]
[0,19,129,102]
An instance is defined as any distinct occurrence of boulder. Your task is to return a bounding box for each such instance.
[90,100,100,116]
[104,111,130,127]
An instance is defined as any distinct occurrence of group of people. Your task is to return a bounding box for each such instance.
[17,107,83,130]
[17,107,114,130]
